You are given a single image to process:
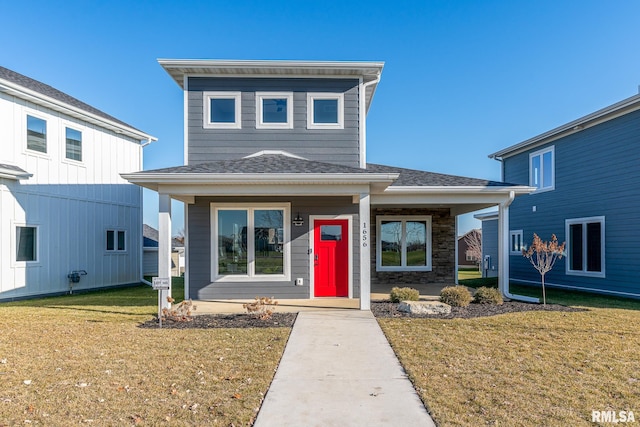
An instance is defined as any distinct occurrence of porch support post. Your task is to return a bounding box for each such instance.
[498,192,514,296]
[159,193,172,309]
[359,192,371,310]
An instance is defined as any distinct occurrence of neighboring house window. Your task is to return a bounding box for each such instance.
[211,204,290,280]
[106,230,126,252]
[27,115,47,153]
[65,127,82,161]
[465,252,476,262]
[256,92,293,129]
[203,91,242,129]
[529,146,554,191]
[510,230,523,255]
[376,216,432,271]
[16,225,38,262]
[307,93,344,129]
[566,216,605,277]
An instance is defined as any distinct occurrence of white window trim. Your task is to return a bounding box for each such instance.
[565,216,606,278]
[255,92,293,129]
[105,229,127,253]
[307,92,344,130]
[203,91,242,129]
[25,112,50,158]
[509,229,523,255]
[12,222,40,266]
[210,203,291,282]
[62,124,84,165]
[376,215,432,272]
[529,146,555,193]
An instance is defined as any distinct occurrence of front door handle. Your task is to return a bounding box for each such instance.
[314,254,319,261]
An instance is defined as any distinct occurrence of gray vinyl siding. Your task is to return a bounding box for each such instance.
[504,109,640,297]
[187,78,360,167]
[187,196,359,300]
[480,219,499,278]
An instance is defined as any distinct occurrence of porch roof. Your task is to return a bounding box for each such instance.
[0,163,32,180]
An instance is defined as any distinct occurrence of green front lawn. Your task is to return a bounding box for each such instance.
[0,283,290,426]
[379,285,640,426]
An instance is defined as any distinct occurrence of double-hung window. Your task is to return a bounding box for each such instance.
[510,230,524,255]
[256,92,293,129]
[376,216,432,271]
[566,216,605,277]
[65,127,82,161]
[106,229,126,252]
[529,146,554,192]
[27,115,47,153]
[15,225,38,262]
[212,204,290,281]
[307,93,344,129]
[203,91,242,129]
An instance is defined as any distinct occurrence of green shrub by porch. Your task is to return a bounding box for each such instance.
[390,287,420,303]
[440,286,473,307]
[473,286,504,305]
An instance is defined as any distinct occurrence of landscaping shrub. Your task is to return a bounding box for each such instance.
[243,296,279,320]
[473,286,504,305]
[390,286,420,303]
[440,285,473,307]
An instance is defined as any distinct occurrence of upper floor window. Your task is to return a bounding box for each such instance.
[529,146,554,192]
[65,127,82,161]
[566,216,605,278]
[307,93,344,129]
[106,229,126,252]
[27,115,47,153]
[376,216,432,272]
[203,91,241,129]
[510,230,523,255]
[256,92,293,129]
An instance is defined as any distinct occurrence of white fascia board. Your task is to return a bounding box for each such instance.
[159,183,372,197]
[122,172,398,185]
[371,186,534,206]
[382,185,535,195]
[0,169,32,180]
[474,211,499,221]
[489,93,640,160]
[0,80,157,143]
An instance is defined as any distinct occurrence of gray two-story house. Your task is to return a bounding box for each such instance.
[125,59,534,309]
[489,93,640,299]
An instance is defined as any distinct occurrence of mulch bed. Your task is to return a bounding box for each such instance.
[371,300,587,319]
[139,312,297,329]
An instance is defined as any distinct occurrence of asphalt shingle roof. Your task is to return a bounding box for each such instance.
[0,163,30,175]
[0,65,141,132]
[137,154,517,188]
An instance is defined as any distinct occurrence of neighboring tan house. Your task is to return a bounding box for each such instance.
[143,224,184,277]
[489,93,640,299]
[457,229,481,268]
[0,66,155,300]
[474,211,499,278]
[124,59,535,309]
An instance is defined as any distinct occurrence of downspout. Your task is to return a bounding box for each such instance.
[499,191,539,303]
[140,137,155,287]
[359,75,381,168]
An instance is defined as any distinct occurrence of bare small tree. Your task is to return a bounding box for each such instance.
[522,233,566,305]
[463,229,482,271]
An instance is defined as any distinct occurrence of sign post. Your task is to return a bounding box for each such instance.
[152,277,170,328]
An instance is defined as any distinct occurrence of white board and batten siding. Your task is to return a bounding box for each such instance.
[0,90,145,300]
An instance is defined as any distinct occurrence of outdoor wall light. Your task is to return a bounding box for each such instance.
[293,212,304,227]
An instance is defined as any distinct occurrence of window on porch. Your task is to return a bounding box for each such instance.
[376,216,432,271]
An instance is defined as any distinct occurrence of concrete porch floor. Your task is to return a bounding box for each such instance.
[193,283,456,314]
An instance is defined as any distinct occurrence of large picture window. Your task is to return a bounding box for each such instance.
[566,216,605,277]
[376,216,431,271]
[212,204,289,280]
[529,146,554,192]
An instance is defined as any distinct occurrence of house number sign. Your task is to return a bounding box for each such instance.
[362,222,368,247]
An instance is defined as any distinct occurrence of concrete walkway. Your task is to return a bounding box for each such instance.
[253,310,436,427]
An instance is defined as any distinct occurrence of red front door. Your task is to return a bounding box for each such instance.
[314,219,349,297]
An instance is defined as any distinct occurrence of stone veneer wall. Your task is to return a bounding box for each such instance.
[370,208,455,285]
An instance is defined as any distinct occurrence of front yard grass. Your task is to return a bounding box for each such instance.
[379,289,640,426]
[0,282,290,426]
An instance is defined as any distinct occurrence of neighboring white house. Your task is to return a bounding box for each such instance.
[0,66,155,300]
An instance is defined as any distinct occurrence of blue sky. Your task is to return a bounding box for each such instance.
[3,0,639,235]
